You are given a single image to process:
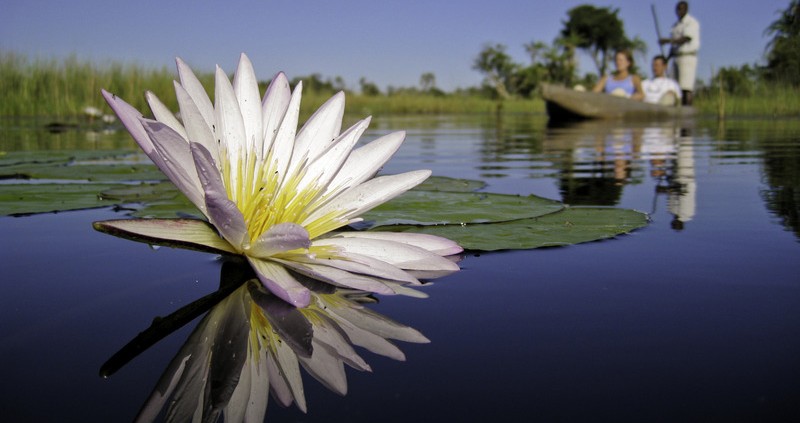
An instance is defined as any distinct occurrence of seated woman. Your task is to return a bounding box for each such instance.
[592,50,644,100]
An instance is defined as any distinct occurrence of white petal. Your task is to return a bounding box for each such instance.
[304,170,430,225]
[267,333,307,412]
[337,322,406,361]
[225,360,251,423]
[233,53,263,155]
[133,355,191,423]
[295,117,370,198]
[299,348,348,396]
[140,119,207,214]
[215,65,248,193]
[247,258,310,307]
[244,347,269,422]
[249,223,311,258]
[327,131,406,194]
[266,354,293,407]
[93,218,238,254]
[261,72,292,156]
[176,57,215,128]
[313,237,460,271]
[291,91,345,169]
[271,82,302,187]
[311,324,370,372]
[325,298,430,343]
[332,231,463,256]
[382,280,430,298]
[146,90,187,140]
[191,142,248,249]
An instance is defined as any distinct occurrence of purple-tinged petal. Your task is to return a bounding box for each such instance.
[174,81,221,168]
[247,258,311,308]
[249,223,311,258]
[275,259,395,295]
[190,142,248,249]
[92,218,237,255]
[140,119,207,214]
[145,90,187,140]
[176,57,214,128]
[286,250,419,284]
[101,90,155,155]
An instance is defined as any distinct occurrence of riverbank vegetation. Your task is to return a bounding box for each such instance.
[1,2,797,120]
[0,51,539,121]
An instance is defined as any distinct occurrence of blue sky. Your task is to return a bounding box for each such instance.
[1,0,790,91]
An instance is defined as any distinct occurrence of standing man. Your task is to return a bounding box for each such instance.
[660,1,700,105]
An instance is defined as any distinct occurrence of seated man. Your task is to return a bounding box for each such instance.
[642,55,682,106]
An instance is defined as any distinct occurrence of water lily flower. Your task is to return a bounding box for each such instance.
[95,53,461,307]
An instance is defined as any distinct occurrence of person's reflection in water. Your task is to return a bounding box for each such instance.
[106,260,430,422]
[641,126,696,230]
[668,128,696,230]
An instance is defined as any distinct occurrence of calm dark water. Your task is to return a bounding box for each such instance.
[1,115,799,422]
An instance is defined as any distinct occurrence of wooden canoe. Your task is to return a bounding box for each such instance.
[541,84,696,121]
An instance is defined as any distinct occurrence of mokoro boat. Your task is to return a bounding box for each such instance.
[541,84,696,121]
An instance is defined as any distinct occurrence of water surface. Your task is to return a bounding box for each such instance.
[1,115,798,421]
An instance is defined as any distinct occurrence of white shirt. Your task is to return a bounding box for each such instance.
[670,13,700,54]
[642,77,682,104]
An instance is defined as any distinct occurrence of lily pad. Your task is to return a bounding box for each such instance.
[360,190,564,228]
[0,183,124,215]
[0,150,162,182]
[414,176,486,192]
[378,207,649,251]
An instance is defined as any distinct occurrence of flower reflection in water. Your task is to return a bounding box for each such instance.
[103,260,429,423]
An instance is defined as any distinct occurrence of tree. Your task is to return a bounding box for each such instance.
[560,5,644,75]
[764,0,800,85]
[419,72,436,92]
[358,77,381,96]
[472,43,517,99]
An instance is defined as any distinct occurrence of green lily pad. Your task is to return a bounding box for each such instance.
[0,150,163,182]
[377,207,649,251]
[360,190,565,227]
[414,176,486,192]
[0,183,124,215]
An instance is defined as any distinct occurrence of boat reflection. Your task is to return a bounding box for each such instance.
[101,259,429,422]
[544,120,697,230]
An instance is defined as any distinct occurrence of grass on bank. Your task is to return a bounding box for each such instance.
[1,51,798,120]
[0,51,539,120]
[694,84,800,118]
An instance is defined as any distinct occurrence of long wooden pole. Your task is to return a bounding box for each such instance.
[651,4,666,57]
